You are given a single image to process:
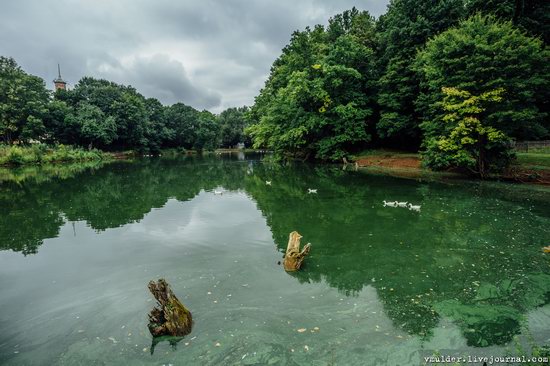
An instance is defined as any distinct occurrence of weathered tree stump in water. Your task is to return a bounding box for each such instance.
[147,279,192,337]
[283,231,311,272]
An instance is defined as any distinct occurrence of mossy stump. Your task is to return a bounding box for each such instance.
[283,231,311,272]
[147,279,192,337]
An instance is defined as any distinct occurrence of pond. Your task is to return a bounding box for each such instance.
[0,153,549,365]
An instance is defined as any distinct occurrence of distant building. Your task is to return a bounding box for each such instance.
[53,64,67,91]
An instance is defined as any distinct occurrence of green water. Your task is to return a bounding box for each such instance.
[0,154,549,365]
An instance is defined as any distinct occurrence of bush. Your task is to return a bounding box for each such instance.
[421,87,514,177]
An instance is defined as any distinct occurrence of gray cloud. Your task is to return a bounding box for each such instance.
[96,54,222,109]
[0,0,389,112]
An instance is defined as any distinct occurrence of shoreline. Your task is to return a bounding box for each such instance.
[2,145,549,186]
[352,151,550,185]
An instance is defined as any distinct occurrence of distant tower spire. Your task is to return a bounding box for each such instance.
[53,63,67,91]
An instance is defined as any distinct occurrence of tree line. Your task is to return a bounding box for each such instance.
[0,57,250,152]
[1,0,549,176]
[247,0,549,176]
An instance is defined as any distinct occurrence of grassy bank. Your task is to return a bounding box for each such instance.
[515,153,550,171]
[353,149,550,184]
[0,144,112,166]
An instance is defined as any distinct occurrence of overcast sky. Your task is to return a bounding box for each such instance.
[0,0,389,113]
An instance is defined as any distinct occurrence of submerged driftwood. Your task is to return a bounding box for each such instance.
[147,279,192,337]
[283,231,311,272]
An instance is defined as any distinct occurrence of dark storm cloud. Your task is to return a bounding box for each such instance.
[0,0,389,112]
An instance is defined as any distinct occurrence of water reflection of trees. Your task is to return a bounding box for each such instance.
[1,155,549,347]
[0,155,249,254]
[242,163,550,346]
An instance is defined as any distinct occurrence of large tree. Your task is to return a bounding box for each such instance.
[375,0,465,148]
[144,97,173,153]
[69,103,117,149]
[65,77,150,150]
[247,8,377,160]
[109,91,148,149]
[416,15,550,141]
[0,57,50,143]
[194,111,219,151]
[164,103,200,149]
[42,100,75,144]
[422,87,513,177]
[218,106,250,148]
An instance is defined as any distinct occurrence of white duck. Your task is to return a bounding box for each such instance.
[214,190,223,195]
[407,203,421,212]
[396,201,408,208]
[265,181,272,185]
[383,200,398,207]
[308,188,318,194]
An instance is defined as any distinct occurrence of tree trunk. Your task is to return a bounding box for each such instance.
[147,279,193,337]
[283,231,311,272]
[477,136,488,179]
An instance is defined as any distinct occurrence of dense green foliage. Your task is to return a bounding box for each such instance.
[0,57,49,144]
[247,9,378,160]
[422,87,513,177]
[246,1,549,174]
[416,15,549,141]
[465,0,550,43]
[376,0,465,146]
[218,107,251,148]
[1,0,549,174]
[0,59,250,153]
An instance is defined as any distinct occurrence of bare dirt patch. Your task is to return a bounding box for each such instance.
[356,156,421,169]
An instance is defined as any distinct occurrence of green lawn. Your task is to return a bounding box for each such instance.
[515,153,550,170]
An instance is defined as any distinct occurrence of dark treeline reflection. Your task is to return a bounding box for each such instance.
[245,161,550,347]
[1,155,549,347]
[0,154,251,254]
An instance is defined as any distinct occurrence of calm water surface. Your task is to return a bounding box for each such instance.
[0,154,549,365]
